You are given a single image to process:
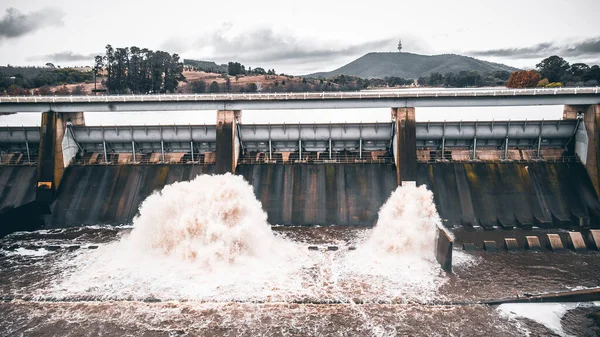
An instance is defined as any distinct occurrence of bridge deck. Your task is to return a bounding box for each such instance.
[0,88,598,112]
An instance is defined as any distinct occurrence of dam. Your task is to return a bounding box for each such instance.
[1,89,600,251]
[2,88,600,335]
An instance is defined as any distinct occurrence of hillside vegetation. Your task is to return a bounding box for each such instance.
[307,52,518,79]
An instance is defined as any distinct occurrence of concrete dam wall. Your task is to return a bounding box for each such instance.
[49,165,215,226]
[418,162,600,230]
[237,164,398,226]
[47,163,398,227]
[2,161,600,229]
[0,166,37,210]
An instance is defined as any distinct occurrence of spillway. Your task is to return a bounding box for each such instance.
[2,100,600,335]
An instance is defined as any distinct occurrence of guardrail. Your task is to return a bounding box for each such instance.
[238,156,396,165]
[69,156,212,166]
[0,87,598,103]
[417,156,581,164]
[0,156,38,166]
[1,155,579,166]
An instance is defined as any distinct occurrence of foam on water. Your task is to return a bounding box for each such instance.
[497,303,600,337]
[46,174,308,301]
[9,248,53,257]
[41,176,449,303]
[337,184,446,303]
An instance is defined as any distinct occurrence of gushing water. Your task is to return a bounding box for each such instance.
[41,175,449,304]
[126,173,288,268]
[338,184,446,304]
[46,174,307,301]
[363,184,439,259]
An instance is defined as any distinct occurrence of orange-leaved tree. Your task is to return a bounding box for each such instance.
[506,70,541,88]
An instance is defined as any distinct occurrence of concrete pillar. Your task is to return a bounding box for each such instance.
[563,105,582,120]
[569,104,600,197]
[216,110,241,174]
[392,107,417,185]
[36,111,85,204]
[435,226,453,272]
[584,105,600,196]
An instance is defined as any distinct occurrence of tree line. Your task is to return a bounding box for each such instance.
[507,56,600,88]
[185,74,415,94]
[417,70,511,88]
[94,45,185,94]
[0,66,93,95]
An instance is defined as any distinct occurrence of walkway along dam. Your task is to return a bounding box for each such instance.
[2,87,600,268]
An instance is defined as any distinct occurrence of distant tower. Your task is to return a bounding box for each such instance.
[397,39,402,52]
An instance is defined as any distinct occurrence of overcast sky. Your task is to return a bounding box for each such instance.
[0,0,598,75]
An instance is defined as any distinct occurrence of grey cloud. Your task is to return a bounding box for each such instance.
[468,38,600,60]
[564,38,600,56]
[0,7,65,39]
[27,51,98,62]
[468,43,556,59]
[190,26,394,64]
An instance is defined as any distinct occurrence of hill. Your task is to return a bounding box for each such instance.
[183,59,228,73]
[306,52,518,79]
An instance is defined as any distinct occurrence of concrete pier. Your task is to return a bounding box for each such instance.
[392,107,417,185]
[216,110,241,174]
[435,227,453,272]
[583,104,600,196]
[567,104,600,196]
[36,111,84,204]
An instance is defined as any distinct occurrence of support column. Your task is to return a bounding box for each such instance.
[392,107,417,186]
[578,104,600,197]
[36,111,85,204]
[563,105,581,120]
[216,110,241,174]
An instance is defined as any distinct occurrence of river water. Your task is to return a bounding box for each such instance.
[1,174,599,336]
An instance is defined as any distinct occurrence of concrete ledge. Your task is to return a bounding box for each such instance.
[588,230,600,250]
[504,238,519,251]
[483,240,497,252]
[463,243,476,251]
[526,236,541,250]
[435,226,453,272]
[484,287,600,305]
[566,232,587,251]
[547,234,565,251]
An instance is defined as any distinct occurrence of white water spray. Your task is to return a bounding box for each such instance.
[46,175,448,303]
[363,184,439,259]
[337,184,446,303]
[126,173,287,268]
[48,174,307,301]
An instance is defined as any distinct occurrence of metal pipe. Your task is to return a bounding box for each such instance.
[160,125,165,163]
[472,137,477,160]
[359,138,362,159]
[537,136,542,158]
[132,141,136,162]
[299,139,302,160]
[504,137,509,160]
[441,137,445,160]
[329,138,332,160]
[25,140,31,163]
[190,141,194,162]
[102,140,108,163]
[268,139,272,160]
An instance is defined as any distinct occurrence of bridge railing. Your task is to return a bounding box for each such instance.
[237,156,396,165]
[0,87,598,103]
[0,154,38,166]
[417,155,581,164]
